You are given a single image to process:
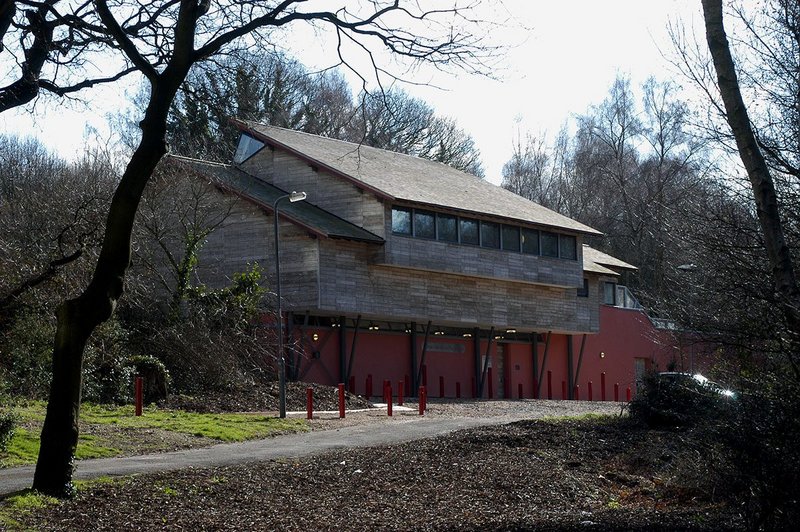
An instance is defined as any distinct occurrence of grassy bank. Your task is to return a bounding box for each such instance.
[0,400,306,467]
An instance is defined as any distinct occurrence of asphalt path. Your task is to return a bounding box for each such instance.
[0,412,532,497]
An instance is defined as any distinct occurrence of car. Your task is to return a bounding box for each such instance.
[656,372,736,399]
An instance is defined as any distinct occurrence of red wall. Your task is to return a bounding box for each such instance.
[290,306,692,401]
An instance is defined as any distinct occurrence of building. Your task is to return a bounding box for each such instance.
[176,119,682,401]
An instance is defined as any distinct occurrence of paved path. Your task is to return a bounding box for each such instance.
[0,412,530,497]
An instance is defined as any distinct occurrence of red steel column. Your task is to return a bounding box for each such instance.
[588,381,593,402]
[601,372,606,401]
[338,383,345,418]
[547,370,553,400]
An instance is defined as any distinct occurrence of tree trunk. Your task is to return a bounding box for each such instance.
[702,0,800,337]
[32,102,171,496]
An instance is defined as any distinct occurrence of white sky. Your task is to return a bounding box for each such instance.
[0,0,703,185]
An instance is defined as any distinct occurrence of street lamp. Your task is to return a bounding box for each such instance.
[274,190,307,418]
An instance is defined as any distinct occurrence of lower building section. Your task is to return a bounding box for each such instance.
[280,305,699,401]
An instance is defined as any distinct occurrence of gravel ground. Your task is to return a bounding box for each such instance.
[5,384,744,530]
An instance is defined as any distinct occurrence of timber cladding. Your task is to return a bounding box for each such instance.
[241,148,386,238]
[315,239,599,334]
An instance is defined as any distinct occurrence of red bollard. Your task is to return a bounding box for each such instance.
[456,381,461,398]
[574,384,580,400]
[135,375,143,416]
[614,383,620,402]
[626,387,632,402]
[488,367,494,399]
[383,379,390,401]
[386,384,392,417]
[547,370,553,400]
[601,372,606,401]
[338,383,346,419]
[306,387,313,420]
[398,381,404,406]
[562,381,567,400]
[349,375,355,394]
[418,386,426,415]
[439,376,445,398]
[518,382,523,399]
[366,374,373,398]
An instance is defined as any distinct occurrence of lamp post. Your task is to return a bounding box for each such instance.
[274,191,307,418]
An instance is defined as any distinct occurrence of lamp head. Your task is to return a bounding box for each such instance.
[289,191,307,202]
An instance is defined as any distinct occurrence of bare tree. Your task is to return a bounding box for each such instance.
[701,0,800,342]
[0,0,135,113]
[31,0,491,496]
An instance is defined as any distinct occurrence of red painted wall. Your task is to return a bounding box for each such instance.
[290,305,694,402]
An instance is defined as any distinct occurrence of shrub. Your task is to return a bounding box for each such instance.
[0,410,16,452]
[129,355,170,403]
[720,374,800,530]
[81,319,137,404]
[1,312,56,398]
[629,371,735,429]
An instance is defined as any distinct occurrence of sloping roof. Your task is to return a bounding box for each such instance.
[234,120,602,236]
[175,157,384,244]
[582,245,638,274]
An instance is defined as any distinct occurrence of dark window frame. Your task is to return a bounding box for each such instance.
[391,206,413,235]
[480,220,501,249]
[437,213,459,243]
[577,278,589,297]
[459,217,480,246]
[413,209,436,239]
[390,205,583,262]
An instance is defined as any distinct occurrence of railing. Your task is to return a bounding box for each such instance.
[615,285,642,310]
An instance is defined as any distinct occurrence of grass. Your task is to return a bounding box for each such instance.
[0,489,59,530]
[0,400,307,468]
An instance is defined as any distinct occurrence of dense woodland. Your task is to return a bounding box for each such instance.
[0,0,797,524]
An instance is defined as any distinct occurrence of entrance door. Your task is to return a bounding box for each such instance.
[634,357,648,392]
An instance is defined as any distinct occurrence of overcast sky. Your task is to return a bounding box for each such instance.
[0,0,703,185]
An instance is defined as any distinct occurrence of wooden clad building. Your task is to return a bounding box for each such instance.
[176,119,680,400]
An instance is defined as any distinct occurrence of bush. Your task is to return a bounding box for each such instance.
[0,410,16,452]
[1,312,56,398]
[82,319,136,404]
[129,355,170,403]
[721,374,800,530]
[629,372,735,429]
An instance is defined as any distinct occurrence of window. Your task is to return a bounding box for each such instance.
[460,218,479,245]
[233,133,265,164]
[413,210,435,239]
[521,228,539,255]
[577,278,589,297]
[559,234,577,260]
[502,225,520,251]
[389,205,581,262]
[391,207,412,235]
[437,214,458,242]
[480,221,500,249]
[541,231,559,257]
[603,282,617,305]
